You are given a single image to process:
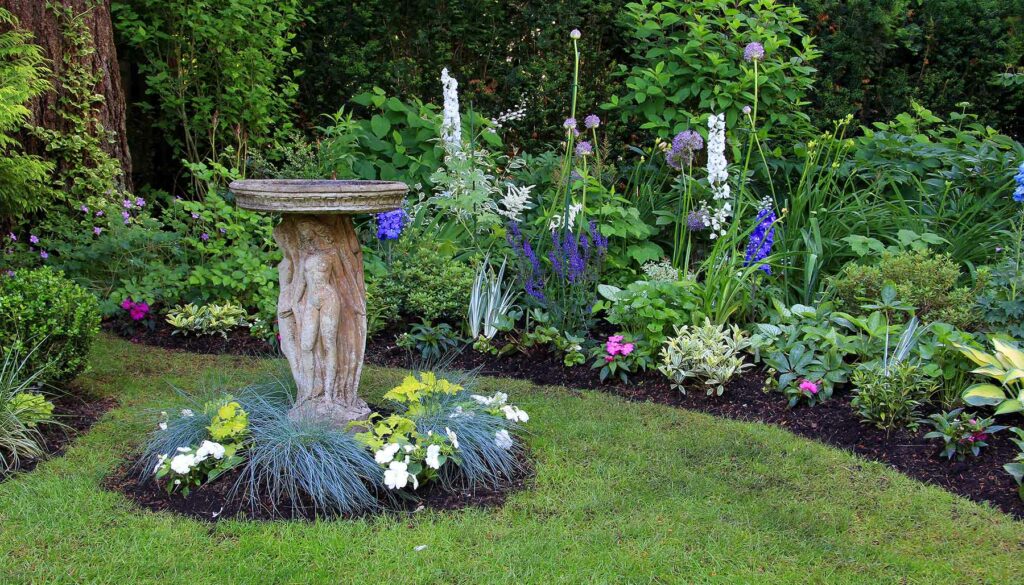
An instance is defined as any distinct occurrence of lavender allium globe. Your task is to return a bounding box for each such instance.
[376,209,409,240]
[686,208,710,231]
[744,206,777,274]
[584,114,600,129]
[575,141,593,156]
[1014,162,1024,202]
[743,42,765,62]
[666,129,704,170]
[570,29,581,39]
[742,105,752,115]
[563,117,577,131]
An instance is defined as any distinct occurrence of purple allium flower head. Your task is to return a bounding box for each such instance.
[742,105,752,115]
[375,208,409,240]
[667,129,704,170]
[200,232,210,241]
[744,42,765,62]
[575,141,593,157]
[29,234,39,244]
[686,208,710,231]
[93,226,102,235]
[744,205,777,274]
[563,117,577,131]
[584,114,600,129]
[39,250,48,259]
[570,29,581,40]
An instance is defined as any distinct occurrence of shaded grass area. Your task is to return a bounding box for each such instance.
[1,335,1022,583]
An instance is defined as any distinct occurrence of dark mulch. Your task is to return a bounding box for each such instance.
[102,319,275,356]
[1,390,117,483]
[106,450,533,522]
[366,332,1024,519]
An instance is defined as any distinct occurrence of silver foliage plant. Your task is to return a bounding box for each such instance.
[468,256,520,341]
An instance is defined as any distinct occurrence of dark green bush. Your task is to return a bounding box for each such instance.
[367,238,474,327]
[0,267,100,383]
[831,250,980,329]
[795,0,1024,136]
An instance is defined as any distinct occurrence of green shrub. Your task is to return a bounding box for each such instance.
[851,363,937,432]
[368,238,474,326]
[657,319,751,396]
[0,267,100,383]
[608,0,819,139]
[831,250,979,329]
[165,302,252,338]
[594,279,700,351]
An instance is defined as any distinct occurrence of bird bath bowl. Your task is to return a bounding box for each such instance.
[229,179,407,426]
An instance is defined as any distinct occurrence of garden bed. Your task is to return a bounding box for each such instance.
[108,324,1024,519]
[0,391,117,483]
[105,448,532,522]
[102,319,274,356]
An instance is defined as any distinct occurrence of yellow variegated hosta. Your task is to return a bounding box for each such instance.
[382,371,462,414]
[956,338,1024,416]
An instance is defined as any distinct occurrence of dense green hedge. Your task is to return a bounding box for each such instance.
[289,0,1023,142]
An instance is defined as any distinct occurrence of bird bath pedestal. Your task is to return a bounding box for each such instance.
[229,179,407,426]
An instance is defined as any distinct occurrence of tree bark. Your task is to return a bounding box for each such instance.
[1,0,132,193]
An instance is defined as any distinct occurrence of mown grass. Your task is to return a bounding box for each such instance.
[1,334,1022,584]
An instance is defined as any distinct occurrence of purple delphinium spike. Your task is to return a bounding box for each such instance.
[744,206,777,274]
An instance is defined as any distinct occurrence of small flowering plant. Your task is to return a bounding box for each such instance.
[120,298,151,321]
[779,377,829,408]
[153,439,243,496]
[920,409,1007,461]
[590,333,652,383]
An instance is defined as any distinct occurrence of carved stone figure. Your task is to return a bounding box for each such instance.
[230,180,407,426]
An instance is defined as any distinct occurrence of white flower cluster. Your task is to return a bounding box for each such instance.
[549,202,583,231]
[154,440,226,476]
[373,427,462,490]
[471,392,528,448]
[440,68,462,151]
[706,113,732,238]
[495,182,535,222]
[490,99,527,129]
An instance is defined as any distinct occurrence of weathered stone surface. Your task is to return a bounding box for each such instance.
[229,179,406,426]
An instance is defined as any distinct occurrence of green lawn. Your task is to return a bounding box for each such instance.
[1,335,1022,584]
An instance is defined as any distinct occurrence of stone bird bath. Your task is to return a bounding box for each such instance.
[229,179,407,426]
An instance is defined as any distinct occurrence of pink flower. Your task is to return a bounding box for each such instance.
[604,355,614,363]
[798,379,819,395]
[620,343,635,356]
[121,299,133,310]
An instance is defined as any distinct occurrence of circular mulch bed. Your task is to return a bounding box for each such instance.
[108,321,1024,519]
[1,391,117,483]
[105,451,533,522]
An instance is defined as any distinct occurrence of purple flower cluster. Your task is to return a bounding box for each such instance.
[744,206,777,274]
[584,114,600,129]
[506,222,545,301]
[376,209,410,241]
[744,42,765,62]
[548,221,608,285]
[686,208,710,231]
[1013,162,1024,202]
[121,298,150,321]
[575,141,593,157]
[667,130,704,170]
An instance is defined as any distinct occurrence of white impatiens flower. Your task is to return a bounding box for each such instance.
[195,440,226,461]
[471,392,508,407]
[153,454,168,474]
[180,409,194,418]
[496,183,534,222]
[440,68,462,151]
[403,444,417,454]
[501,405,529,423]
[495,429,514,450]
[158,422,168,431]
[169,453,196,474]
[425,444,442,470]
[445,427,460,450]
[375,443,402,465]
[383,460,418,490]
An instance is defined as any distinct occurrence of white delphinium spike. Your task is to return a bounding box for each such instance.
[706,113,731,238]
[440,68,462,151]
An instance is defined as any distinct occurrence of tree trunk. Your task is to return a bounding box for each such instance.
[1,0,132,193]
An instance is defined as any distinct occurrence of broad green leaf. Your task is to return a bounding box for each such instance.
[962,383,1007,406]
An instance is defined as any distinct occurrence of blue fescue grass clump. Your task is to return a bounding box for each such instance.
[232,392,384,518]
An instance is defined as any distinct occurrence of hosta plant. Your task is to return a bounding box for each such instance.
[165,302,251,338]
[919,409,1006,461]
[1005,427,1024,501]
[658,320,751,395]
[956,337,1024,416]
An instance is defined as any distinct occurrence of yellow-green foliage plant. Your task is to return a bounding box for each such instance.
[957,337,1024,416]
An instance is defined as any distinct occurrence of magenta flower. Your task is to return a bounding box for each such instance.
[605,335,635,358]
[798,379,819,395]
[121,298,150,321]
